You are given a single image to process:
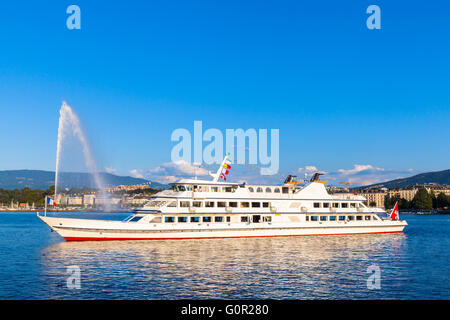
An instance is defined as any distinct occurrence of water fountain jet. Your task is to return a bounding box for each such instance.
[54,101,107,208]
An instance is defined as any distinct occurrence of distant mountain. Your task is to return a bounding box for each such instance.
[0,170,165,190]
[359,169,450,189]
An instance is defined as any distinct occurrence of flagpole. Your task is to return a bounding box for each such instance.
[213,154,230,182]
[45,196,47,217]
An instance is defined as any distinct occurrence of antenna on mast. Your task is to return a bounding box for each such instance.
[193,162,200,180]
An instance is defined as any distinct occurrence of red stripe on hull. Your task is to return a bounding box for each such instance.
[64,230,403,241]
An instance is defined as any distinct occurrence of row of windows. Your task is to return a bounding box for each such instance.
[179,201,271,208]
[133,214,374,224]
[172,185,236,193]
[172,185,290,194]
[306,215,374,222]
[248,187,287,194]
[313,202,361,208]
[163,215,272,223]
[147,200,362,209]
[164,216,232,223]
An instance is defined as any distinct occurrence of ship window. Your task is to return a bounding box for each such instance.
[251,202,261,208]
[329,216,336,221]
[229,202,238,207]
[192,201,202,207]
[356,216,362,221]
[224,187,233,192]
[348,216,354,221]
[241,216,249,222]
[165,217,175,223]
[323,203,330,208]
[146,201,167,208]
[178,186,186,191]
[178,217,187,223]
[365,215,371,220]
[167,201,177,207]
[203,216,211,222]
[265,188,272,193]
[262,202,269,208]
[350,203,357,208]
[190,217,200,223]
[320,216,327,221]
[311,216,318,221]
[306,216,309,221]
[333,203,340,208]
[274,188,280,193]
[215,216,223,222]
[257,187,263,193]
[205,201,215,207]
[211,187,219,192]
[226,216,231,222]
[282,187,289,194]
[150,216,161,223]
[217,201,226,207]
[339,216,345,221]
[129,216,143,222]
[240,202,249,208]
[180,201,190,207]
[313,202,321,208]
[263,216,272,222]
[252,215,261,223]
[342,203,348,208]
[248,187,254,192]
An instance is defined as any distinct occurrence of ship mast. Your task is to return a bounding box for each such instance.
[209,155,230,182]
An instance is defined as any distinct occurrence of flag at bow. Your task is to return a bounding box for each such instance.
[46,196,56,207]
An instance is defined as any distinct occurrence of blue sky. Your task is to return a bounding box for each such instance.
[0,1,449,185]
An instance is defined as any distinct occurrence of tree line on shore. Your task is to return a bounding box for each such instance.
[383,188,450,210]
[0,186,160,207]
[0,186,55,207]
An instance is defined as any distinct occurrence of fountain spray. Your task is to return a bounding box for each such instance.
[54,101,105,201]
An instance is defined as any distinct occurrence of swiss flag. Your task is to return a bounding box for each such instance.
[390,201,399,220]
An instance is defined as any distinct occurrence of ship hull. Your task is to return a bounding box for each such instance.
[38,215,407,241]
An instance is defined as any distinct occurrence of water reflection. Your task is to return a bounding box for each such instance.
[40,234,407,299]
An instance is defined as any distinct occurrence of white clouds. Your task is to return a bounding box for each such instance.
[104,166,118,175]
[129,160,210,183]
[337,164,384,176]
[129,169,144,179]
[148,160,209,177]
[126,161,416,187]
[326,165,415,187]
[297,166,319,173]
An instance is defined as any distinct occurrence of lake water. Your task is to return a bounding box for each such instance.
[0,212,448,299]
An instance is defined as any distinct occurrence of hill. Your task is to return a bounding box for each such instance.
[359,169,450,189]
[0,170,165,190]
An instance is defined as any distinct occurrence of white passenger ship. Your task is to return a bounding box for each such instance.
[38,159,407,241]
